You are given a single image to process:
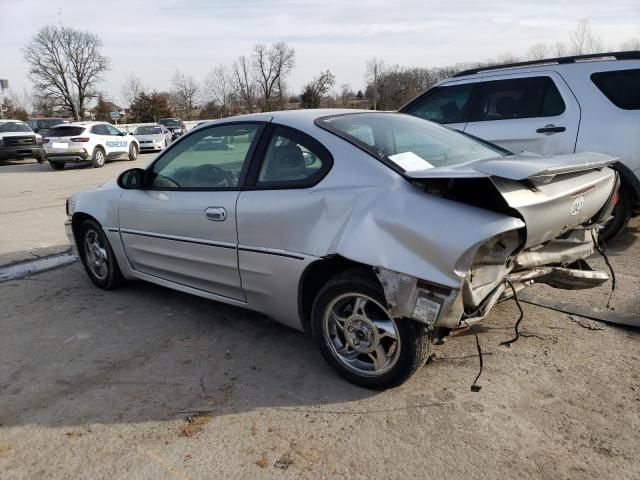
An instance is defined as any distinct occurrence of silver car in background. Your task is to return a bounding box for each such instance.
[65,109,618,389]
[132,125,173,151]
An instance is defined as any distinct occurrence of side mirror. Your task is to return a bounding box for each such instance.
[119,131,128,136]
[117,168,146,190]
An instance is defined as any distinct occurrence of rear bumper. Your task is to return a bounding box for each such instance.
[0,146,43,159]
[46,151,90,163]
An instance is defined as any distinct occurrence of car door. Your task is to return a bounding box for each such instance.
[463,72,580,155]
[400,82,476,132]
[104,123,128,156]
[118,122,265,300]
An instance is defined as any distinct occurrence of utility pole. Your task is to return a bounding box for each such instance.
[0,79,8,119]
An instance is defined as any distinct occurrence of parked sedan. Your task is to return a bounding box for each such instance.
[133,125,173,152]
[65,109,618,389]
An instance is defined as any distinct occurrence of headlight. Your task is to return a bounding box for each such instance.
[36,135,43,145]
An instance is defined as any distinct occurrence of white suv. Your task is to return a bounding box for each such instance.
[44,121,139,170]
[400,51,640,239]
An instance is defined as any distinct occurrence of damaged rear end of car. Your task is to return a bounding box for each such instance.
[378,151,619,332]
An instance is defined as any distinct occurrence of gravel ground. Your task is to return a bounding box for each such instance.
[0,221,638,479]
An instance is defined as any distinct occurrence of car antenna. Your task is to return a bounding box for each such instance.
[463,320,484,392]
[500,279,524,348]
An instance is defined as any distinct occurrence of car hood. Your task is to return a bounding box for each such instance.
[134,134,163,141]
[0,131,37,138]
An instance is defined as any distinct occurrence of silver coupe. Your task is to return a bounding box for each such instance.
[65,109,618,389]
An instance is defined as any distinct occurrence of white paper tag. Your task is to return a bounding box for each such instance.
[388,151,433,172]
[412,291,442,324]
[52,142,68,149]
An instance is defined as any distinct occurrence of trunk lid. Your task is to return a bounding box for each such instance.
[406,152,618,248]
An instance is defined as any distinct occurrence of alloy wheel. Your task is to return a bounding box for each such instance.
[323,293,401,377]
[84,229,109,281]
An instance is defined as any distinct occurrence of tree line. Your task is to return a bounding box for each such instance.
[10,20,639,122]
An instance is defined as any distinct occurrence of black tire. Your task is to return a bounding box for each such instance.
[600,187,632,241]
[128,143,138,161]
[49,160,65,170]
[91,147,106,168]
[79,219,124,290]
[311,268,431,389]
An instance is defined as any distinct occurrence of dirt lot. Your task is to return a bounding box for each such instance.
[0,159,639,479]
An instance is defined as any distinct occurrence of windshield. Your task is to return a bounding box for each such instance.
[316,113,508,172]
[0,121,32,133]
[39,119,65,129]
[135,126,163,135]
[159,119,180,127]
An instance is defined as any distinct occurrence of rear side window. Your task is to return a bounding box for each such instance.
[47,126,85,137]
[403,84,474,124]
[471,76,565,121]
[256,126,332,187]
[591,69,640,110]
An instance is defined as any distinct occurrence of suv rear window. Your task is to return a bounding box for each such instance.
[47,126,85,137]
[471,76,565,121]
[591,69,640,110]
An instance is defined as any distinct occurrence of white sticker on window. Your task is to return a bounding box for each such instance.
[388,151,433,172]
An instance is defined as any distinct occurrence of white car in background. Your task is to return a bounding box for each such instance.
[44,121,139,170]
[401,51,640,239]
[133,125,173,152]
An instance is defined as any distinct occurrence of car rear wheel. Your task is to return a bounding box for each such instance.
[49,160,64,170]
[79,219,123,289]
[600,187,632,241]
[128,143,138,161]
[91,147,106,168]
[311,268,431,389]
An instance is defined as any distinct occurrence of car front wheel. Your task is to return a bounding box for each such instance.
[79,219,123,289]
[311,269,431,389]
[128,143,138,161]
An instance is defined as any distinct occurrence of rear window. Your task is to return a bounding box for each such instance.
[471,76,565,121]
[591,69,640,110]
[317,113,506,172]
[47,126,85,137]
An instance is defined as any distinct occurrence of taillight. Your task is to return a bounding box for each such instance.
[597,174,621,223]
[70,137,90,142]
[42,138,50,143]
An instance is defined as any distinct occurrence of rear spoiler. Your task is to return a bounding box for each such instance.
[404,152,618,182]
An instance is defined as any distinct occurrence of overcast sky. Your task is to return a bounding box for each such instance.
[1,0,639,105]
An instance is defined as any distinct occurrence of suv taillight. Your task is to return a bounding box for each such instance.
[70,137,90,142]
[42,138,50,143]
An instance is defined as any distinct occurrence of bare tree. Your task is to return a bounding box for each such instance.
[300,70,336,109]
[232,55,256,113]
[571,19,602,55]
[527,43,548,60]
[621,38,640,51]
[551,42,568,57]
[339,83,354,106]
[365,57,386,110]
[121,73,145,108]
[204,65,234,118]
[170,70,199,120]
[23,25,110,120]
[253,42,296,111]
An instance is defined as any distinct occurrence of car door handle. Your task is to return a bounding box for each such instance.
[536,125,566,134]
[204,207,227,221]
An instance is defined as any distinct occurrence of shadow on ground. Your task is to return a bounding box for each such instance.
[0,264,377,428]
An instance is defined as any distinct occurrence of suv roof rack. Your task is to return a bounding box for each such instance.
[453,51,640,77]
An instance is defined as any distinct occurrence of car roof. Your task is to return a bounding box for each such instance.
[0,119,28,123]
[450,51,640,80]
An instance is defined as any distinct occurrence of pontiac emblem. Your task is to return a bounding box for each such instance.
[570,195,584,216]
